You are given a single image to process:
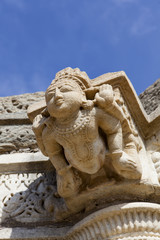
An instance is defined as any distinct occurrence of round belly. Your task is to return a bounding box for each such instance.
[64,137,106,174]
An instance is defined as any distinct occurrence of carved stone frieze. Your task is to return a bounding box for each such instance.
[1,68,160,239]
[66,202,160,240]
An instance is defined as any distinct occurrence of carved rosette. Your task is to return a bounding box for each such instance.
[66,203,160,240]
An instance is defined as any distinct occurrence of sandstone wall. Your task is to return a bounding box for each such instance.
[0,92,44,154]
[139,78,160,114]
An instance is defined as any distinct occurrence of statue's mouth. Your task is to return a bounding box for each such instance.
[55,98,64,106]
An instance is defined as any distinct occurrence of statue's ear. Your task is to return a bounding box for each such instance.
[81,99,94,110]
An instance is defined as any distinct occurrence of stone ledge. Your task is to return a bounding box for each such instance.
[0,152,52,173]
[0,113,31,125]
[0,226,69,240]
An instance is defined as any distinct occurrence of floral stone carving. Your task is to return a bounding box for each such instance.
[26,67,160,223]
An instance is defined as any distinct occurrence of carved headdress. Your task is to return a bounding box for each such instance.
[45,67,91,102]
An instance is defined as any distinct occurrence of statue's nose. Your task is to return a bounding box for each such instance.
[55,87,62,98]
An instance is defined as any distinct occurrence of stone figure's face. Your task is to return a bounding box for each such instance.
[46,82,85,119]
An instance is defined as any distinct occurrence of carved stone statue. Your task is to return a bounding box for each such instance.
[32,67,142,199]
[2,69,160,240]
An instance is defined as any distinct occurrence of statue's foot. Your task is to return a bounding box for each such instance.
[111,151,141,180]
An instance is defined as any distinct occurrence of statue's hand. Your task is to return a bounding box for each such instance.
[57,167,82,198]
[32,114,46,137]
[95,84,114,108]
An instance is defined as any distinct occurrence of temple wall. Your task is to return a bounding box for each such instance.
[0,76,160,240]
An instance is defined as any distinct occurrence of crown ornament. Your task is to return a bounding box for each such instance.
[53,67,91,90]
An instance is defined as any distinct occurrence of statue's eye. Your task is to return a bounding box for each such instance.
[60,86,73,92]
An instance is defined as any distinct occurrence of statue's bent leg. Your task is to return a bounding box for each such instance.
[108,129,142,179]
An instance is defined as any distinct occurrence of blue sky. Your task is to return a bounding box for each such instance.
[0,0,160,97]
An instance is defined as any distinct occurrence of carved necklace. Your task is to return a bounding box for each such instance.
[53,109,90,137]
[53,109,95,163]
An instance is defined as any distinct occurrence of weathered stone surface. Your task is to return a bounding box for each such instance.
[139,78,160,114]
[0,92,45,115]
[0,92,45,154]
[0,125,38,154]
